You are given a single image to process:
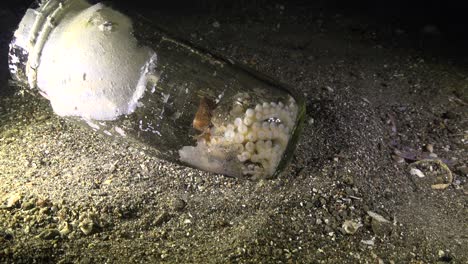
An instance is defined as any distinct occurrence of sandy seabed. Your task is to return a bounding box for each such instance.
[0,2,467,263]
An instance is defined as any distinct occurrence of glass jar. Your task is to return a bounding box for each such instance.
[8,0,305,179]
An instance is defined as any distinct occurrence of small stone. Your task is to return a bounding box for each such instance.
[36,198,50,208]
[170,198,186,212]
[2,192,21,209]
[2,129,18,139]
[317,197,327,207]
[59,222,72,236]
[212,21,220,28]
[154,211,170,226]
[441,111,458,120]
[324,86,334,93]
[383,188,393,199]
[343,175,354,186]
[35,114,50,121]
[438,250,445,258]
[361,238,375,246]
[21,199,36,210]
[37,229,61,240]
[425,144,434,153]
[214,219,230,228]
[392,155,405,163]
[345,187,355,196]
[79,218,98,236]
[456,166,468,176]
[367,211,391,223]
[39,207,51,215]
[367,211,392,237]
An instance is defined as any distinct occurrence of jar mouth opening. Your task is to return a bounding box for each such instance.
[8,0,91,90]
[9,0,161,121]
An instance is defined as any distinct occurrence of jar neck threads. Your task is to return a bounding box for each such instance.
[9,0,90,89]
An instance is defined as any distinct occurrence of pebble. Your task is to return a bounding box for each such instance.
[441,111,458,120]
[343,175,354,186]
[367,211,392,237]
[35,114,50,121]
[392,155,405,163]
[438,250,445,258]
[170,198,186,212]
[21,199,36,210]
[79,218,98,236]
[324,86,334,93]
[37,229,61,240]
[424,144,434,153]
[2,128,18,139]
[212,21,220,28]
[456,166,468,176]
[437,250,453,262]
[154,211,170,226]
[1,192,21,209]
[345,187,355,196]
[59,222,72,236]
[367,211,390,223]
[360,238,375,246]
[36,198,50,208]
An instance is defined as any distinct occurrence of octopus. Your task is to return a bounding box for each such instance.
[192,97,216,142]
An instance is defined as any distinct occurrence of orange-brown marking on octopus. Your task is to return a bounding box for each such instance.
[193,97,216,141]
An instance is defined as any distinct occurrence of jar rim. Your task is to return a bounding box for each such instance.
[9,0,90,89]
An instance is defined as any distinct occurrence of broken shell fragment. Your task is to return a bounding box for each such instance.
[410,168,425,178]
[367,211,393,237]
[409,159,453,190]
[342,220,362,235]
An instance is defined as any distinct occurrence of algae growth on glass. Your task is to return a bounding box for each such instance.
[9,0,305,179]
